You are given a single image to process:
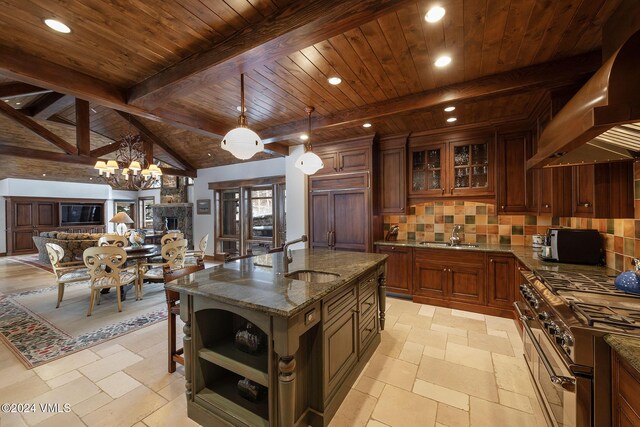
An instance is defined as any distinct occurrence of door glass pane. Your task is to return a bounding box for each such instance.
[470,143,488,188]
[454,167,470,188]
[222,190,240,236]
[141,199,154,228]
[250,188,273,239]
[426,148,442,190]
[453,146,470,166]
[412,150,426,191]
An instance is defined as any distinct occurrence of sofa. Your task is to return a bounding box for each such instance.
[33,232,103,264]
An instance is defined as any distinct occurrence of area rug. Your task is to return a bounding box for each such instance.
[12,254,53,273]
[0,280,167,368]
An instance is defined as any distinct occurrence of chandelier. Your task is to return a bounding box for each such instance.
[93,133,162,190]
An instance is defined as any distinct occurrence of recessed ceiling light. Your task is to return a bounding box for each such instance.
[44,19,71,33]
[447,117,457,123]
[3,100,8,103]
[300,133,309,141]
[90,107,97,113]
[15,102,21,105]
[207,153,212,157]
[42,173,46,177]
[328,76,342,85]
[434,56,452,67]
[444,106,455,112]
[425,6,446,23]
[89,177,93,180]
[362,123,372,128]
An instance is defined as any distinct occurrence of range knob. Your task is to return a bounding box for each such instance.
[561,333,574,346]
[546,321,558,335]
[538,311,550,321]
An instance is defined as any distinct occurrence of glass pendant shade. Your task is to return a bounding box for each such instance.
[295,150,324,175]
[221,126,264,160]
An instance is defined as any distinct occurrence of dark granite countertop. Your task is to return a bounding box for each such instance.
[166,249,387,318]
[605,335,640,372]
[375,240,618,277]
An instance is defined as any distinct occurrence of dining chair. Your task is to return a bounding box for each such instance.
[98,234,128,247]
[185,234,208,264]
[137,238,188,300]
[161,231,184,246]
[162,259,204,373]
[46,243,91,308]
[83,246,137,316]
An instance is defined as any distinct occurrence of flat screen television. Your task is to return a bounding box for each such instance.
[60,203,103,225]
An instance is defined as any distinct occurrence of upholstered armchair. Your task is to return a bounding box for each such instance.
[46,243,91,308]
[83,246,138,316]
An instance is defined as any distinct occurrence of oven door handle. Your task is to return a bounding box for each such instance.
[513,302,576,392]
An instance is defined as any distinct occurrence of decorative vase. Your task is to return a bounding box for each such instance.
[237,378,265,402]
[234,322,265,354]
[615,271,640,294]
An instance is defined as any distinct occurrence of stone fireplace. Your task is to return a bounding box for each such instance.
[150,203,193,248]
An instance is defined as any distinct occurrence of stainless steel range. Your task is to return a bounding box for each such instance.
[515,268,640,427]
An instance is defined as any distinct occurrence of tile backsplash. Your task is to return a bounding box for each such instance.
[384,162,640,273]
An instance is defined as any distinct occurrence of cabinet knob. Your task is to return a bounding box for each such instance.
[544,204,550,208]
[400,207,404,211]
[441,188,445,195]
[391,247,395,250]
[501,205,505,210]
[490,259,494,263]
[450,187,454,194]
[583,202,591,208]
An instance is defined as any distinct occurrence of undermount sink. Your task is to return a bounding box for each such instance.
[285,270,341,283]
[419,241,479,248]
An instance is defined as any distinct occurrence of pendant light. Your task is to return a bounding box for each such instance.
[295,106,324,175]
[221,74,264,160]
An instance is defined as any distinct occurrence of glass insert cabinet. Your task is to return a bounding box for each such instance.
[409,136,495,198]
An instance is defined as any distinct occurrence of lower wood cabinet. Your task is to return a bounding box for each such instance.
[612,350,640,426]
[487,253,516,309]
[323,301,358,402]
[413,248,485,305]
[378,244,518,318]
[375,245,412,295]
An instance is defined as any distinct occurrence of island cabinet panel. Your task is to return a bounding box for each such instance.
[487,254,516,309]
[375,245,412,295]
[378,135,408,214]
[323,305,358,403]
[612,350,640,426]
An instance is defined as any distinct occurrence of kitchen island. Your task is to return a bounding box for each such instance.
[166,249,387,427]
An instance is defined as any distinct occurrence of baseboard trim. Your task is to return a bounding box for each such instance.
[0,252,6,257]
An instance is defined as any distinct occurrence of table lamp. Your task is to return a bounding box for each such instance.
[110,212,134,236]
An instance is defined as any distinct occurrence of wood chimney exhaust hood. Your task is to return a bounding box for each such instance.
[527,29,640,169]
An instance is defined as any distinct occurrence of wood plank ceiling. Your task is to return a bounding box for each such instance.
[0,0,625,182]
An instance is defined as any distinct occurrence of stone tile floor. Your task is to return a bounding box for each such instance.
[0,258,547,426]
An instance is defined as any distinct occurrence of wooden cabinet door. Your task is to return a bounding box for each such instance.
[487,254,515,309]
[572,165,596,216]
[612,351,640,427]
[338,148,369,173]
[413,250,448,298]
[310,193,331,249]
[449,138,494,197]
[497,133,532,214]
[14,202,34,227]
[323,304,358,401]
[449,264,485,304]
[12,230,36,252]
[331,190,368,252]
[409,143,447,197]
[379,146,406,214]
[316,152,339,175]
[376,245,412,294]
[538,167,572,216]
[36,202,56,227]
[609,162,634,219]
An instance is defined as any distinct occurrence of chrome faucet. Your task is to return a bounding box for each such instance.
[450,225,462,246]
[282,235,308,273]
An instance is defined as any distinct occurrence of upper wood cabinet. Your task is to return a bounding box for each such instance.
[497,132,537,214]
[378,135,408,214]
[409,134,495,199]
[537,167,573,217]
[571,162,634,218]
[313,136,373,176]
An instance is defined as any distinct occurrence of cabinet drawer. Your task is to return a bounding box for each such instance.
[323,283,357,328]
[359,271,377,295]
[359,311,378,354]
[359,287,377,319]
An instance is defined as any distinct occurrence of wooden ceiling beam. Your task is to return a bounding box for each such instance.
[29,92,75,119]
[114,110,196,171]
[259,51,603,143]
[75,99,91,156]
[0,101,78,155]
[0,45,230,138]
[0,144,197,178]
[0,82,51,99]
[126,0,416,109]
[90,141,121,158]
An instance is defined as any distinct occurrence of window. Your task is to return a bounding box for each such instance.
[114,200,136,227]
[212,177,285,258]
[138,197,155,229]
